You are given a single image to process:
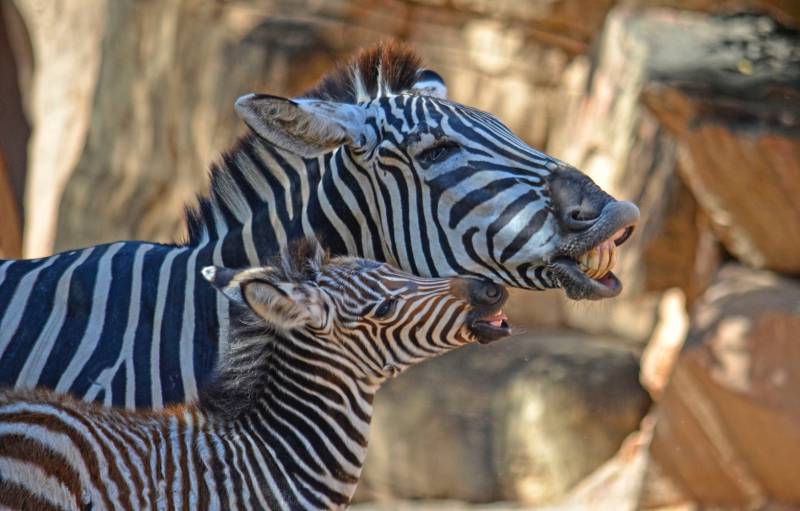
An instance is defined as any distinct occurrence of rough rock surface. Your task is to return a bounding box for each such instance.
[642,264,800,509]
[12,0,105,258]
[638,10,800,274]
[491,336,650,505]
[545,7,721,341]
[550,417,654,511]
[639,288,690,399]
[354,334,649,504]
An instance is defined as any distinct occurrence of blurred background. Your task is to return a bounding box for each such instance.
[0,0,798,509]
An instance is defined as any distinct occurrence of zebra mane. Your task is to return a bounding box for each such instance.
[301,41,425,103]
[198,238,331,420]
[183,42,431,244]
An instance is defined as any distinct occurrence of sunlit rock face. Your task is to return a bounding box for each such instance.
[644,264,800,509]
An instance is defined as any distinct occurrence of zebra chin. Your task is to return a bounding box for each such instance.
[549,261,623,300]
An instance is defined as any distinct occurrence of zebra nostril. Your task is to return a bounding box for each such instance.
[564,205,600,231]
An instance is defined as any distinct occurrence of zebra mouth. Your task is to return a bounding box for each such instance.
[469,309,511,344]
[550,225,634,300]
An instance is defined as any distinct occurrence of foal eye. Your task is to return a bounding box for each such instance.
[418,140,459,165]
[373,299,397,318]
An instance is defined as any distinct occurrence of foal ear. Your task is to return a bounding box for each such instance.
[202,266,319,331]
[235,94,367,158]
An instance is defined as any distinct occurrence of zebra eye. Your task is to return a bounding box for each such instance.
[417,140,459,165]
[373,298,398,318]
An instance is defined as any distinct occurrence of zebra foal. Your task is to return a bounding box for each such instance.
[0,239,511,510]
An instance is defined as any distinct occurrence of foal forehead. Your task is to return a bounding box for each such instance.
[322,257,445,289]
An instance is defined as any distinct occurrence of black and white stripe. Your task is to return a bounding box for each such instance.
[0,44,622,408]
[0,241,503,509]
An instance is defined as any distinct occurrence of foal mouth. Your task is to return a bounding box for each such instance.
[469,308,511,344]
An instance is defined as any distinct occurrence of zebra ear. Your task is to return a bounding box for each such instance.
[234,94,367,158]
[240,281,318,331]
[202,265,321,331]
[411,69,447,99]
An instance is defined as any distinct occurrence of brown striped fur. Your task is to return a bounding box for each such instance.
[0,239,507,509]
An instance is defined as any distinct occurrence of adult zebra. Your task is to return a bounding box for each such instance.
[0,43,638,409]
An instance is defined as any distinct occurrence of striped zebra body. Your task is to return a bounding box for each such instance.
[0,242,220,408]
[0,239,510,510]
[0,43,639,408]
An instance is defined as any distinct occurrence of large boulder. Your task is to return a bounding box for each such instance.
[354,333,650,505]
[638,10,800,274]
[642,264,800,509]
[491,336,650,505]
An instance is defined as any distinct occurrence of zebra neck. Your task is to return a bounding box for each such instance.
[187,135,375,264]
[204,331,379,507]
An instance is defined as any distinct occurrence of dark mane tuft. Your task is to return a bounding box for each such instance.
[301,41,424,103]
[182,43,432,244]
[272,236,330,283]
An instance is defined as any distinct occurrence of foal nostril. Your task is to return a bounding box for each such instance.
[470,281,505,306]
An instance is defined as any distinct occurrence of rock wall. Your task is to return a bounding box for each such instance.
[546,7,800,511]
[643,266,800,509]
[5,0,799,508]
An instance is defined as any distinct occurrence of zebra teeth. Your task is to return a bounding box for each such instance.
[578,239,617,280]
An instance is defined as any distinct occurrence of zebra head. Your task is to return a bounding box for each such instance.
[202,238,510,383]
[235,44,639,300]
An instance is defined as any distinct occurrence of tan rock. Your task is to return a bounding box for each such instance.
[504,288,564,331]
[491,335,650,505]
[550,416,655,511]
[642,264,800,509]
[645,86,800,274]
[632,7,800,274]
[354,333,649,504]
[640,288,690,399]
[546,7,725,341]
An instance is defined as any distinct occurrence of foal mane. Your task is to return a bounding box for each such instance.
[198,238,330,420]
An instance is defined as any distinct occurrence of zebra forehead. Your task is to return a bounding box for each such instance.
[301,41,427,104]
